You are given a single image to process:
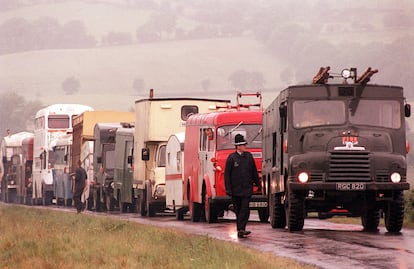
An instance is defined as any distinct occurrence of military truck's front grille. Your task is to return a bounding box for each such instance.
[375,172,389,182]
[328,151,371,181]
[310,173,323,182]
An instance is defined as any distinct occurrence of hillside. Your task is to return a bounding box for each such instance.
[0,37,283,110]
[1,0,413,111]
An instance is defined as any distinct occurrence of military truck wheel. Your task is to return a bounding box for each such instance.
[258,208,269,223]
[385,191,404,233]
[285,188,305,232]
[270,193,286,228]
[361,209,380,232]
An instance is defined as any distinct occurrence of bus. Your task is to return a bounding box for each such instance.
[32,104,93,205]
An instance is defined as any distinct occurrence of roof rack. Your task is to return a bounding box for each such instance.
[312,66,378,85]
[216,91,263,111]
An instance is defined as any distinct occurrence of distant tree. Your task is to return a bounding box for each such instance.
[0,17,33,54]
[136,12,177,42]
[62,76,80,95]
[136,24,161,43]
[132,78,146,94]
[0,92,42,133]
[102,31,132,46]
[383,12,412,29]
[32,17,61,50]
[61,20,95,48]
[201,79,211,92]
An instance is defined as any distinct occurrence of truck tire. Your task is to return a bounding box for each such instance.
[190,202,202,222]
[139,189,147,217]
[258,208,269,223]
[176,207,186,221]
[361,209,380,232]
[385,191,404,233]
[269,193,286,228]
[203,185,217,223]
[285,188,305,232]
[145,182,156,217]
[205,198,218,223]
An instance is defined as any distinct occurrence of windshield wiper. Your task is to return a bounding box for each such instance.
[249,127,262,144]
[224,121,243,136]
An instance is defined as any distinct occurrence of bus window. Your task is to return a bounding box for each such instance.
[48,115,70,129]
[181,105,198,121]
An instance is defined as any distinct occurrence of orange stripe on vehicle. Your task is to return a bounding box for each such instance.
[166,174,183,180]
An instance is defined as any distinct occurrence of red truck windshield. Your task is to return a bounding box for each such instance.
[216,124,262,150]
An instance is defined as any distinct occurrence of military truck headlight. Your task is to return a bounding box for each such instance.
[390,172,401,183]
[297,172,309,183]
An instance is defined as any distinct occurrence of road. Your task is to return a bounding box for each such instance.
[66,209,414,269]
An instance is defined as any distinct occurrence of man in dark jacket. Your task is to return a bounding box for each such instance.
[225,134,261,238]
[73,160,87,213]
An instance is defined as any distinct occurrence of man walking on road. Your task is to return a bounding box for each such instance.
[225,134,261,238]
[73,160,87,213]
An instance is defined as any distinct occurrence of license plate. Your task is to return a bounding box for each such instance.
[336,183,366,191]
[249,201,268,208]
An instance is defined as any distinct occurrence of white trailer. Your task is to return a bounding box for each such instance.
[165,132,185,219]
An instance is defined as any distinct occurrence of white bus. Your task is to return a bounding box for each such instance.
[32,104,93,205]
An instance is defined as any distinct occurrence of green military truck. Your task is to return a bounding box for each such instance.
[262,67,411,232]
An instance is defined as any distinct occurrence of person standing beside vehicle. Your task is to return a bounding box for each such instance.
[73,160,87,213]
[225,134,261,238]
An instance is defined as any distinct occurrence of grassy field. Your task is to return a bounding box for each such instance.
[0,204,316,269]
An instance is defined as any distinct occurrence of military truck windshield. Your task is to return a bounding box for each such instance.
[293,100,346,128]
[350,100,400,129]
[217,124,262,150]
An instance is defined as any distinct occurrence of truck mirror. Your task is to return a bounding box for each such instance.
[2,156,6,163]
[405,104,411,117]
[127,155,133,164]
[97,156,102,164]
[142,148,150,161]
[64,155,67,162]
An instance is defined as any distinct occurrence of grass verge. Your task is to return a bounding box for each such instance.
[0,204,315,269]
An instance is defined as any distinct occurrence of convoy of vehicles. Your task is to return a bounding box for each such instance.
[0,68,412,234]
[262,67,411,232]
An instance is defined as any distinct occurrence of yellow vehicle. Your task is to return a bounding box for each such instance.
[134,91,230,216]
